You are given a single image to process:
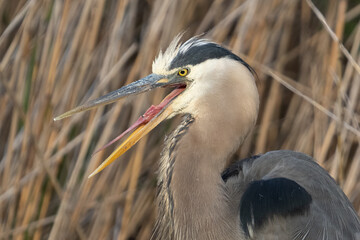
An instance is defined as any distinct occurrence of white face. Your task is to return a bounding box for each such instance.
[152,57,257,120]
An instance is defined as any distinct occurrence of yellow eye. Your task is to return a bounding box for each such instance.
[178,68,188,77]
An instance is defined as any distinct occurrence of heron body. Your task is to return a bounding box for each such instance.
[55,36,360,239]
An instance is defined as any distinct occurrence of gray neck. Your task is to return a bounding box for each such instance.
[153,112,247,239]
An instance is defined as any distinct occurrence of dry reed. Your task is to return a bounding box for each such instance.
[0,0,359,239]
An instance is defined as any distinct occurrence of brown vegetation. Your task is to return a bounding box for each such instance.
[0,0,359,239]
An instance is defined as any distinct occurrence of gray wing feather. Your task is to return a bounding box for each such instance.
[224,150,360,240]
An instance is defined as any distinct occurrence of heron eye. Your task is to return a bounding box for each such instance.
[178,68,188,77]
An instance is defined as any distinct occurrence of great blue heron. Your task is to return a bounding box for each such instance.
[55,36,360,239]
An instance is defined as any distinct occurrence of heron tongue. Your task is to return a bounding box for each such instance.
[88,87,185,177]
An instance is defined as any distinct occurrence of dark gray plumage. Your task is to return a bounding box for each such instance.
[225,150,360,239]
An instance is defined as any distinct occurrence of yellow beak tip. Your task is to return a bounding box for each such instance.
[88,173,95,178]
[88,169,100,178]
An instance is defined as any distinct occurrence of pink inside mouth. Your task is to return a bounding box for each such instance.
[92,86,186,156]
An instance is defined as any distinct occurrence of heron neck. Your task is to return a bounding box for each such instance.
[173,113,243,236]
[156,110,253,239]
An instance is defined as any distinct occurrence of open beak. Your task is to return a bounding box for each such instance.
[54,73,186,178]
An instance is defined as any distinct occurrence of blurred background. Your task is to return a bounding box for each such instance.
[0,0,359,239]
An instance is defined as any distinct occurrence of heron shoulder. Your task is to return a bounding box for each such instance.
[222,150,360,239]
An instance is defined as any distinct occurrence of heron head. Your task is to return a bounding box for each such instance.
[54,35,257,177]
